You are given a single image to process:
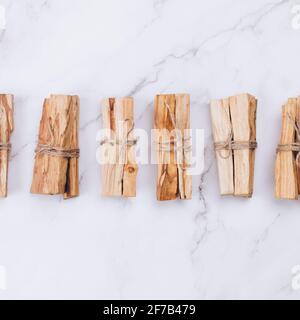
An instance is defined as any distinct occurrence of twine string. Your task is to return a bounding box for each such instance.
[214,132,257,159]
[213,104,257,159]
[277,112,300,166]
[35,118,79,158]
[0,143,11,151]
[35,145,80,158]
[154,103,192,175]
[100,119,138,184]
[0,107,12,154]
[287,112,300,140]
[100,119,138,148]
[156,136,192,152]
[155,103,192,153]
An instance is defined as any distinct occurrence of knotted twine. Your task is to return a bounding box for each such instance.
[100,119,138,185]
[156,136,192,152]
[99,119,138,150]
[213,104,257,158]
[0,143,11,152]
[214,134,257,159]
[99,137,137,148]
[155,103,192,172]
[0,108,12,153]
[276,112,300,166]
[35,121,80,158]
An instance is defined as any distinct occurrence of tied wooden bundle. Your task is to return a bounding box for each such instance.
[0,94,14,197]
[154,94,192,201]
[101,97,138,197]
[31,95,80,199]
[210,93,257,197]
[275,97,300,200]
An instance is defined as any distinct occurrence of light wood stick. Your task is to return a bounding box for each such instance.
[175,94,192,200]
[154,94,191,201]
[230,93,257,197]
[101,97,137,197]
[31,95,80,199]
[296,97,300,195]
[0,94,14,197]
[210,98,234,195]
[210,93,257,197]
[122,98,138,197]
[275,99,298,199]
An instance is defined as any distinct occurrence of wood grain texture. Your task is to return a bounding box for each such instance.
[154,94,191,201]
[210,93,257,197]
[0,94,14,197]
[230,93,257,197]
[275,99,298,200]
[30,95,80,199]
[101,97,137,197]
[210,98,234,195]
[296,97,300,194]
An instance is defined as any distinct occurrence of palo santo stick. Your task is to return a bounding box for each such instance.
[210,98,234,195]
[101,97,137,197]
[0,94,14,197]
[296,97,300,194]
[154,94,191,201]
[176,94,192,200]
[230,94,257,197]
[210,93,257,197]
[275,99,298,200]
[31,95,80,199]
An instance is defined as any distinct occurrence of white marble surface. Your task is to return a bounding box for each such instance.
[0,0,300,300]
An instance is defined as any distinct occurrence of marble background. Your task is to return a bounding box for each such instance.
[0,0,299,300]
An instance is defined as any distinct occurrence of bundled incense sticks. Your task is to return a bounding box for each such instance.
[0,94,14,197]
[154,94,192,201]
[210,93,257,197]
[275,97,300,200]
[31,95,80,199]
[101,97,138,197]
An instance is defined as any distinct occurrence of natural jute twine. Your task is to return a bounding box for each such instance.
[100,119,138,148]
[155,103,192,153]
[35,122,79,158]
[213,101,257,159]
[100,137,138,147]
[276,112,300,165]
[214,133,257,159]
[0,143,11,152]
[100,119,137,185]
[35,145,80,158]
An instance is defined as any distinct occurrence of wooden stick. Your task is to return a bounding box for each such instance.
[154,94,191,201]
[101,97,137,197]
[210,98,234,195]
[230,94,257,197]
[296,97,300,195]
[0,94,14,197]
[30,95,80,199]
[275,99,298,199]
[210,93,257,197]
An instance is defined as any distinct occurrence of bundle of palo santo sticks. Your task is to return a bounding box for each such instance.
[210,93,257,197]
[31,95,80,199]
[275,97,300,200]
